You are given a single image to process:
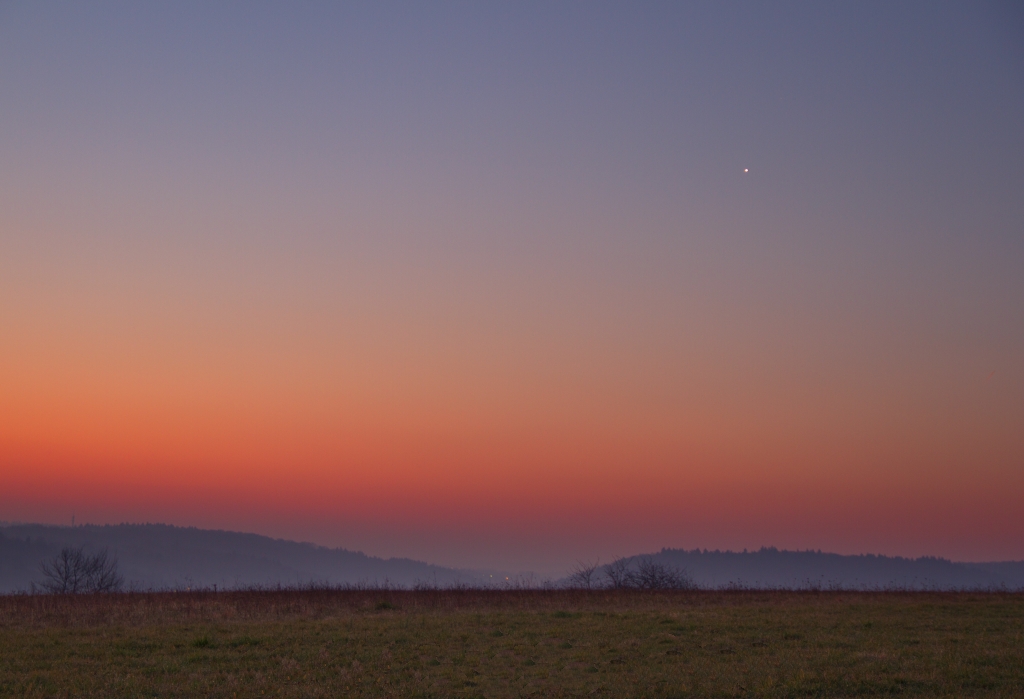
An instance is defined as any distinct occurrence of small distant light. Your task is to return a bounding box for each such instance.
[744,168,749,173]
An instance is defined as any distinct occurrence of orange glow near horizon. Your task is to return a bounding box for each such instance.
[3,301,1022,572]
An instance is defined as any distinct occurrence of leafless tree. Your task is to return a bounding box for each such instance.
[39,546,124,594]
[567,560,601,589]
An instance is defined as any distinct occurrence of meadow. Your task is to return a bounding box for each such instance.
[1,589,1022,698]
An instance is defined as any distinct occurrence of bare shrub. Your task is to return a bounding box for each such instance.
[629,557,695,590]
[39,546,124,594]
[603,556,695,590]
[567,560,601,590]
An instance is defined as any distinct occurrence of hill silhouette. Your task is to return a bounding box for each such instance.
[0,523,476,592]
[4,523,1023,592]
[605,547,1024,590]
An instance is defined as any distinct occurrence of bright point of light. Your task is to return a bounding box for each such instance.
[744,168,749,173]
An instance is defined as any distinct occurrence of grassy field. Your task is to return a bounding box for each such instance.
[1,589,1022,697]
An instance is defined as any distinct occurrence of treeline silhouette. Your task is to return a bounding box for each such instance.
[629,547,1024,590]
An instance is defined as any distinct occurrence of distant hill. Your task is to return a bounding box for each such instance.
[0,523,476,593]
[605,548,1024,590]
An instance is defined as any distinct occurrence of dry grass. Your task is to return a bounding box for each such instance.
[2,589,1022,697]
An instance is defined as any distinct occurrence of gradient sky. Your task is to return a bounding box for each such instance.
[2,1,1023,574]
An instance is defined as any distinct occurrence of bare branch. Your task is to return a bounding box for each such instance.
[605,558,633,589]
[567,560,600,589]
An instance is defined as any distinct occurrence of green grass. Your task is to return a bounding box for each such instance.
[1,590,1022,697]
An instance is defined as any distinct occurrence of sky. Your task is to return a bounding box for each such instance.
[1,1,1022,574]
